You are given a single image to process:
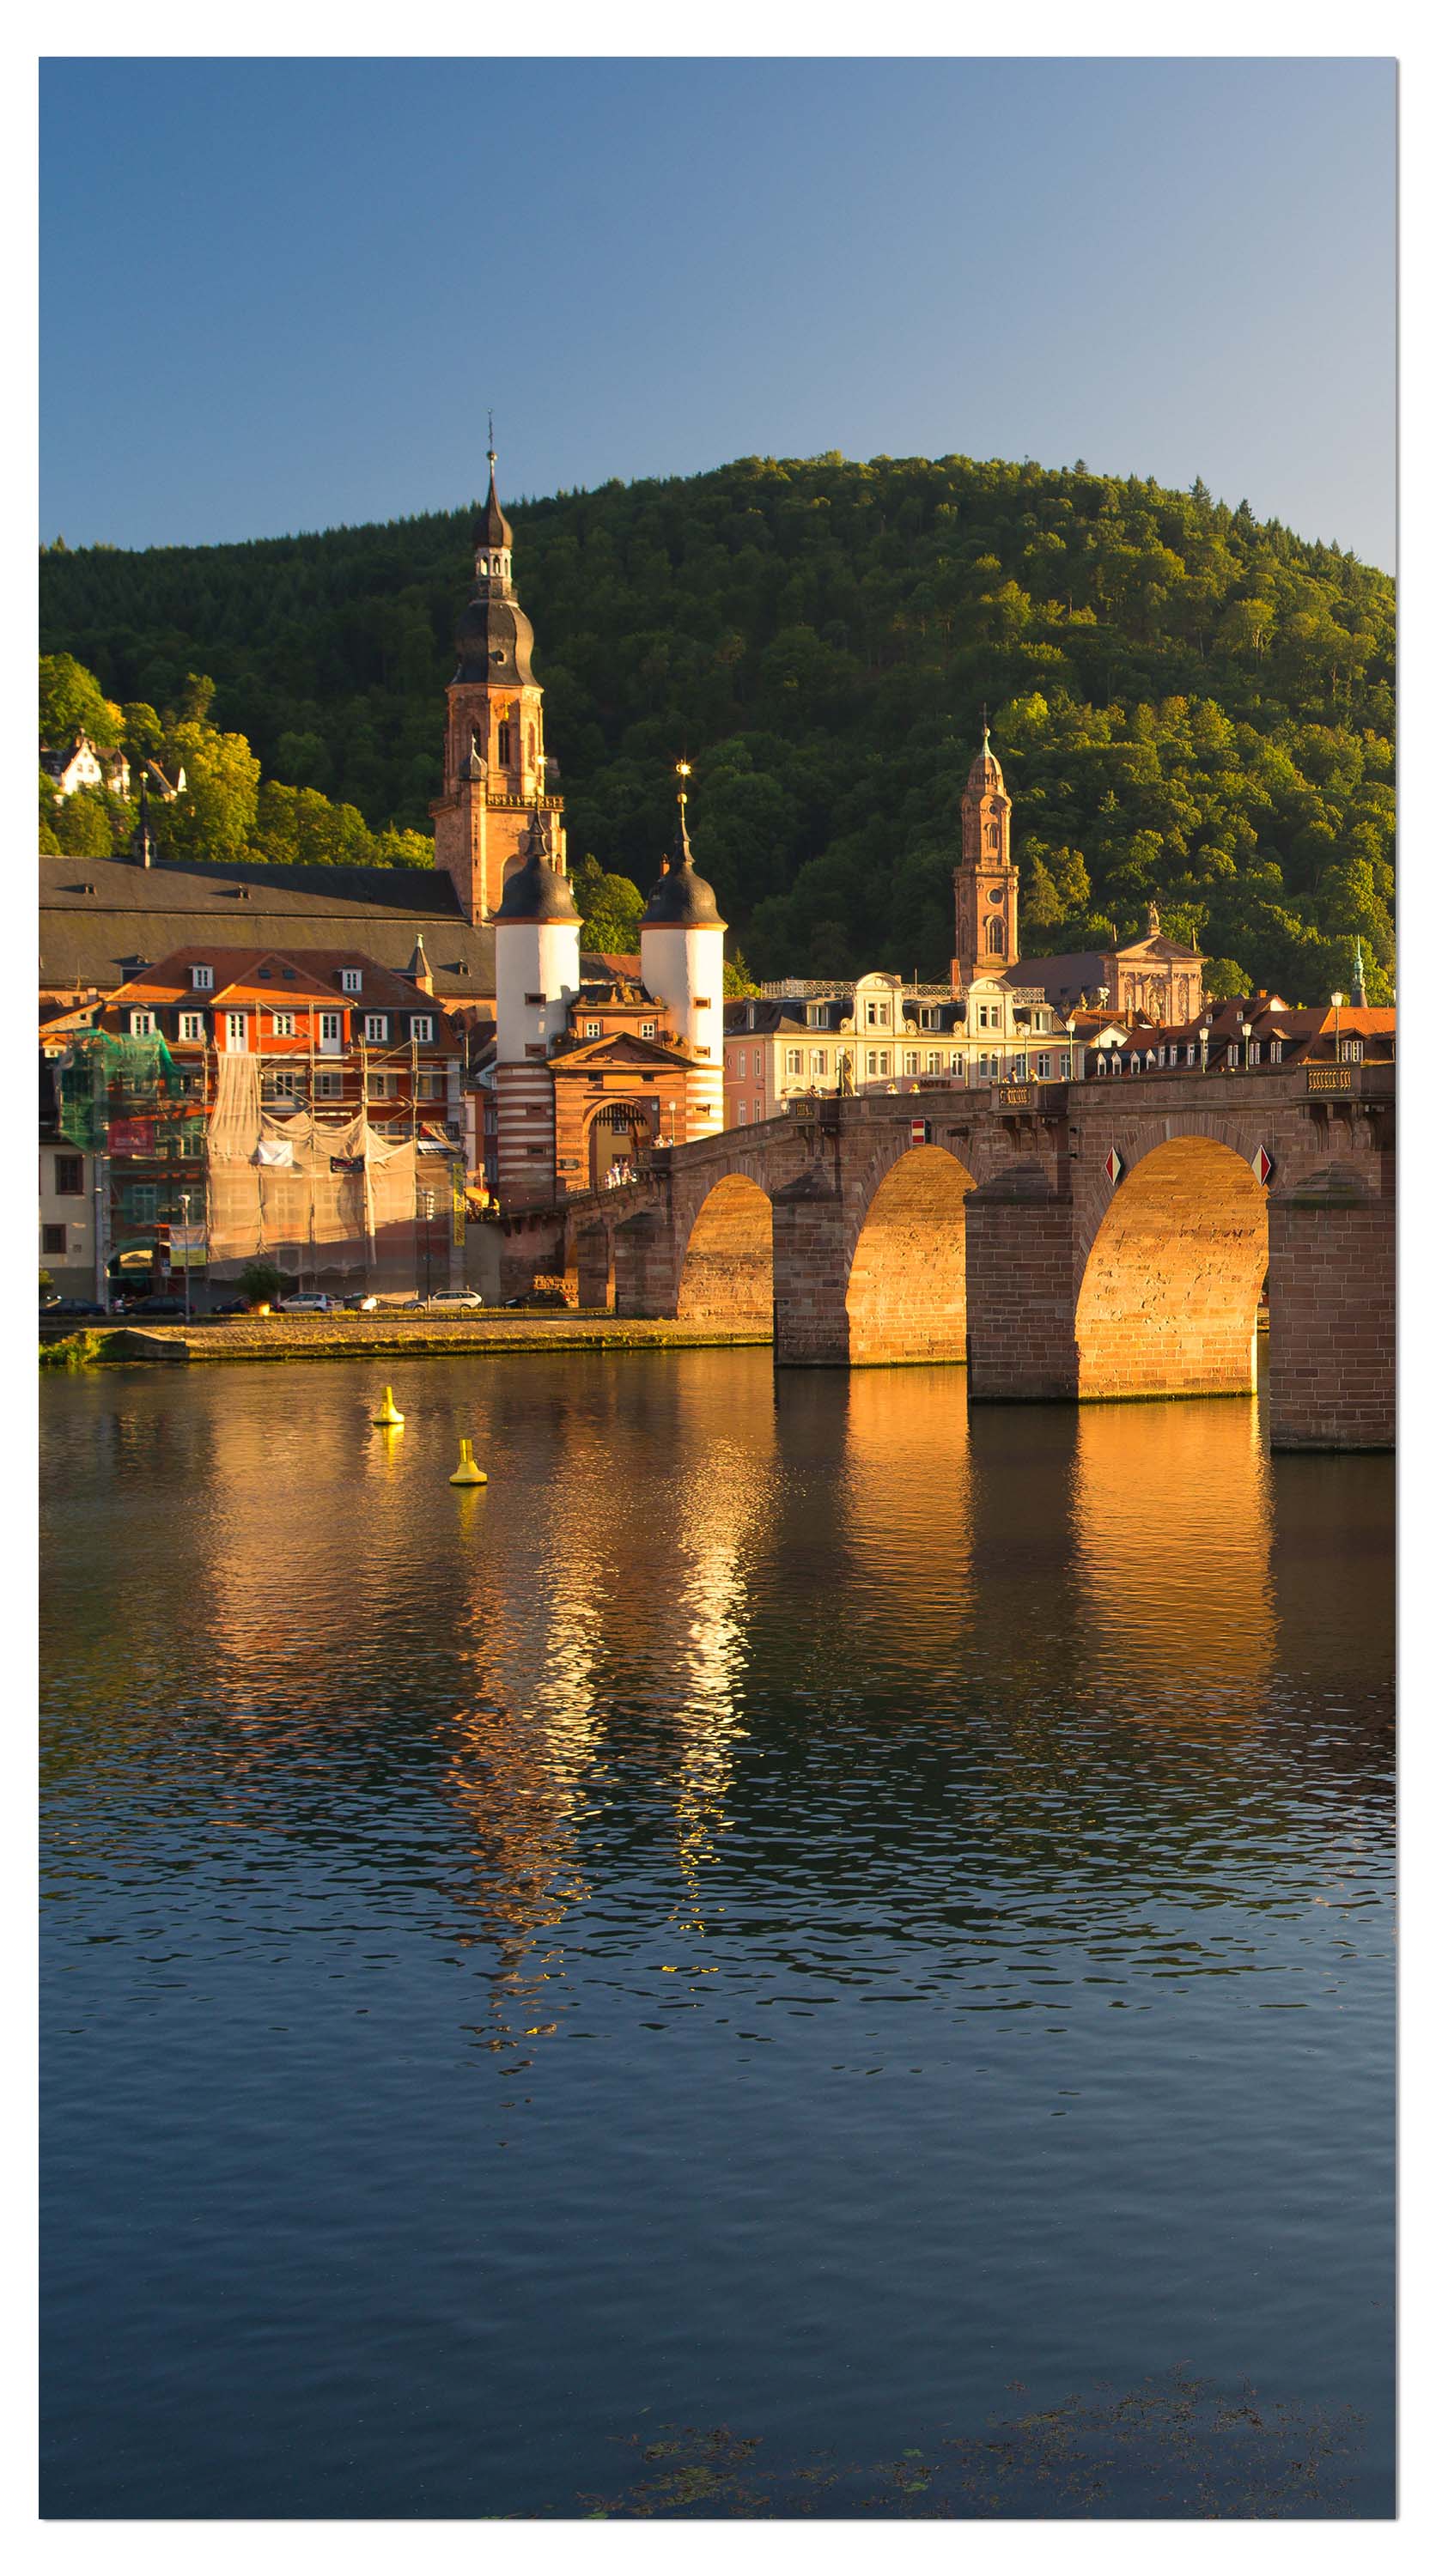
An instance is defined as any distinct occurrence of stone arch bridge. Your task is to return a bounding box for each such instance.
[501,1068,1394,1451]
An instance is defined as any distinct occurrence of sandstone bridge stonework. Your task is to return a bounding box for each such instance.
[500,1067,1395,1452]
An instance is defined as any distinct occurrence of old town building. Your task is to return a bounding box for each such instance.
[44,944,465,1297]
[724,969,1078,1123]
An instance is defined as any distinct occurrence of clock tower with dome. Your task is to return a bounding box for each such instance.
[430,446,566,922]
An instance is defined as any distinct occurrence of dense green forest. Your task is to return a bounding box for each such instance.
[40,452,1395,1000]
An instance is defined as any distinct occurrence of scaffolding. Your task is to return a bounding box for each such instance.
[205,1054,425,1285]
[55,1030,208,1285]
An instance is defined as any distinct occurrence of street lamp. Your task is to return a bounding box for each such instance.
[1331,990,1344,1066]
[419,1188,435,1303]
[1239,1018,1253,1072]
[180,1190,191,1326]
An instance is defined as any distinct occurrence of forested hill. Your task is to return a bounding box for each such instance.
[40,452,1395,999]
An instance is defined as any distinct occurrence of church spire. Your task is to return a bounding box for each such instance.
[478,428,513,556]
[952,711,1017,987]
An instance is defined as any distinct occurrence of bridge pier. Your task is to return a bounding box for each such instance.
[770,1169,851,1365]
[1267,1165,1395,1450]
[575,1224,613,1312]
[613,1207,678,1318]
[965,1168,1079,1401]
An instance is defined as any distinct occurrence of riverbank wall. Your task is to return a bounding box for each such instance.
[40,1314,774,1367]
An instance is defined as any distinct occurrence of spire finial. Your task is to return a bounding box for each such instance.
[980,700,990,755]
[675,759,694,860]
[487,408,496,469]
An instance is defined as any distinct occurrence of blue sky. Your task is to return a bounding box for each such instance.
[40,56,1396,567]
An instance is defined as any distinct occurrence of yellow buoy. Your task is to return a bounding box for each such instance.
[371,1385,405,1427]
[449,1437,487,1486]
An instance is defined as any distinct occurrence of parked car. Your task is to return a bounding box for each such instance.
[40,1290,61,1311]
[279,1293,334,1313]
[44,1297,106,1318]
[503,1288,570,1310]
[211,1298,253,1316]
[128,1296,187,1317]
[425,1289,484,1311]
[341,1293,380,1313]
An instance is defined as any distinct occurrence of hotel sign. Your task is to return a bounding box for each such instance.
[1307,1066,1353,1094]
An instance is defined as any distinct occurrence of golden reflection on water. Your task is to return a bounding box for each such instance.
[1073,1395,1275,1723]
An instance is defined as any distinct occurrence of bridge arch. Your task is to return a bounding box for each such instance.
[1075,1133,1267,1400]
[845,1143,977,1365]
[677,1172,773,1327]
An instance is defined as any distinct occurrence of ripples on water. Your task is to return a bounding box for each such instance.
[40,1352,1394,2518]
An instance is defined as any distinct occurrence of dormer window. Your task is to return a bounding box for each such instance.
[128,1009,155,1037]
[191,963,214,992]
[410,1015,434,1043]
[340,969,362,995]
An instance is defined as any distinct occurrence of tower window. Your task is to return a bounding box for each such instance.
[497,721,512,765]
[986,920,1007,955]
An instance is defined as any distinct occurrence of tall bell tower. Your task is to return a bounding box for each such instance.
[430,443,566,924]
[952,718,1018,988]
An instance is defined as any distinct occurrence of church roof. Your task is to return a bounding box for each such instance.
[453,587,535,685]
[39,849,496,999]
[964,726,1006,796]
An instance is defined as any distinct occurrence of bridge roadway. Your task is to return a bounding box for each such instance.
[500,1066,1395,1451]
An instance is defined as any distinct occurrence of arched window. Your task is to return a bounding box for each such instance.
[986,919,1006,955]
[986,820,1000,849]
[497,720,512,766]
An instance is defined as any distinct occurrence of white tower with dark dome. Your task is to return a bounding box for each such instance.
[639,780,727,1133]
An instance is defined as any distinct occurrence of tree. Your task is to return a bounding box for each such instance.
[36,456,1394,990]
[49,786,119,858]
[238,1259,286,1310]
[40,653,122,750]
[570,855,646,952]
[161,720,260,866]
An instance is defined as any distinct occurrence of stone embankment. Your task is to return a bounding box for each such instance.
[40,1313,773,1367]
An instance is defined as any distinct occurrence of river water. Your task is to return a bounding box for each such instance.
[40,1351,1394,2518]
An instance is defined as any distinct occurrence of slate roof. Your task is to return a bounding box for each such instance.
[39,851,497,1000]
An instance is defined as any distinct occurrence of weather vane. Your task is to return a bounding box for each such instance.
[676,756,692,805]
[487,407,496,464]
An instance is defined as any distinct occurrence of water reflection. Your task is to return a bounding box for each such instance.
[40,1355,1394,2520]
[1073,1395,1275,1722]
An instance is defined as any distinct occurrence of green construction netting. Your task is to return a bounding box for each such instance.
[56,1030,186,1152]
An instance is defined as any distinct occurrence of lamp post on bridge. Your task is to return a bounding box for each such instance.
[1331,990,1344,1067]
[1240,1018,1253,1072]
[180,1190,192,1326]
